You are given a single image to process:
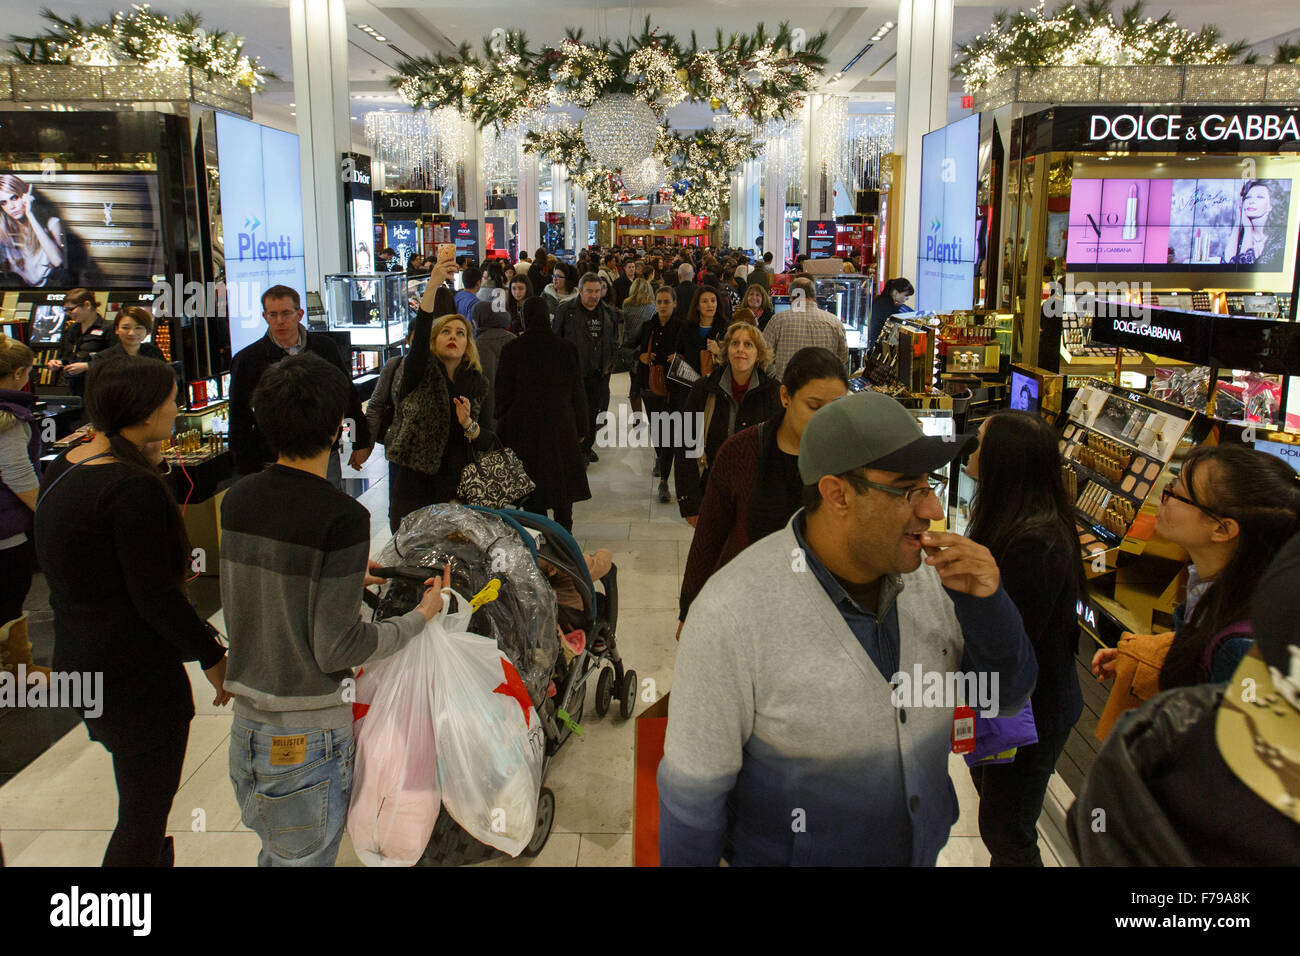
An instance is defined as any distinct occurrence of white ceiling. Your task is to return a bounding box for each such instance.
[6,0,1300,138]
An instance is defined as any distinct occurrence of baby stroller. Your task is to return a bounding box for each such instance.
[362,503,636,865]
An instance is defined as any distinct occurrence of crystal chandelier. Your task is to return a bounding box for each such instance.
[619,156,665,197]
[581,94,660,172]
[364,109,468,192]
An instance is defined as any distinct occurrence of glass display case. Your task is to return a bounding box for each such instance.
[323,272,427,382]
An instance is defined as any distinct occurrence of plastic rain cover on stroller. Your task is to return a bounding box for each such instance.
[371,504,560,711]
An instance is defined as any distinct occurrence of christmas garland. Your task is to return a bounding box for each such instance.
[954,0,1247,94]
[395,19,826,129]
[7,5,272,90]
[523,125,755,217]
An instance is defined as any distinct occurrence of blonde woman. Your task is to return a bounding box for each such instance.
[619,277,658,416]
[674,321,782,524]
[0,174,66,287]
[384,269,492,528]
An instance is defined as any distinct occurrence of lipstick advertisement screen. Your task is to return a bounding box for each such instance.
[1067,177,1292,271]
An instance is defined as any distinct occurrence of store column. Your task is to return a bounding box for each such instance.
[802,98,829,227]
[459,119,485,258]
[572,185,588,251]
[729,159,762,252]
[551,164,569,251]
[894,0,954,284]
[288,0,351,291]
[763,147,790,269]
[516,145,540,259]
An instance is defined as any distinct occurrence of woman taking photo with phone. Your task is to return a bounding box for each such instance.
[34,356,230,866]
[384,259,493,529]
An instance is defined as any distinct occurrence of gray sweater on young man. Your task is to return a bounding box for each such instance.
[658,512,1036,866]
[219,464,426,730]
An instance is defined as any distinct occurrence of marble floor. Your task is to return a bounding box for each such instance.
[0,374,1074,867]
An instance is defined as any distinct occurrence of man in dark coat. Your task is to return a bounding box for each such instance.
[553,272,616,463]
[228,285,371,487]
[496,298,590,531]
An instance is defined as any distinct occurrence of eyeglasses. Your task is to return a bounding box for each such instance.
[1160,480,1224,523]
[843,470,948,505]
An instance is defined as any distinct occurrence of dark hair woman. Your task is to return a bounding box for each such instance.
[506,273,534,333]
[0,337,41,637]
[1223,180,1283,269]
[677,347,848,633]
[384,265,493,531]
[674,321,782,523]
[544,262,579,316]
[93,305,168,364]
[637,284,682,501]
[671,285,727,385]
[869,277,915,346]
[494,297,591,530]
[34,356,230,866]
[964,409,1086,866]
[1091,444,1300,691]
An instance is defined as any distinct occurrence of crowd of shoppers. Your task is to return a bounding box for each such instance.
[14,239,1300,871]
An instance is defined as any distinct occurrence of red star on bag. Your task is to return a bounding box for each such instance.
[493,658,533,727]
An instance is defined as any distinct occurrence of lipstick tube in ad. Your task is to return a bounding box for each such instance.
[1122,184,1139,241]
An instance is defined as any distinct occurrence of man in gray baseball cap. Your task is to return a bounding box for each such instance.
[660,390,1037,866]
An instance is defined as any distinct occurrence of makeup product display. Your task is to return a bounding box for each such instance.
[1060,381,1196,557]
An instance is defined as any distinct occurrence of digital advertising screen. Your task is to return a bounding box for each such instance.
[350,197,374,272]
[215,112,307,356]
[806,220,836,259]
[454,219,480,261]
[28,303,67,343]
[1067,177,1293,271]
[916,114,979,312]
[386,220,419,268]
[0,171,164,288]
[1010,370,1040,412]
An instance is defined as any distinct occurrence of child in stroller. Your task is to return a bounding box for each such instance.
[363,503,636,864]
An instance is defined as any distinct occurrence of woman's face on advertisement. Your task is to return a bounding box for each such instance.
[0,189,24,219]
[1243,185,1271,223]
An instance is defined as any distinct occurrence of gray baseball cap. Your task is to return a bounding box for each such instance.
[797,390,977,484]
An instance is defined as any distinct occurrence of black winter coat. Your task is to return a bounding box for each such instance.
[674,364,781,517]
[1067,682,1300,865]
[228,328,370,475]
[495,330,591,511]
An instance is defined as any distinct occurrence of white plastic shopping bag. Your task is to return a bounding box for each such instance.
[347,611,444,867]
[431,589,545,857]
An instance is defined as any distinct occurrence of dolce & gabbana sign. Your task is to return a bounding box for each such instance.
[1027,107,1300,155]
[1089,111,1300,145]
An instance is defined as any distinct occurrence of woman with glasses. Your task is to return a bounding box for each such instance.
[1092,443,1300,688]
[543,263,578,316]
[964,410,1085,867]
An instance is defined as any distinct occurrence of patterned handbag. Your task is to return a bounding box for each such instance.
[457,438,536,507]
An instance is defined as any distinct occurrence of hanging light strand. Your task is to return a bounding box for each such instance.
[363,109,468,192]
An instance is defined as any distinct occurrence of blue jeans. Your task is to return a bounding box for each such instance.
[228,715,355,867]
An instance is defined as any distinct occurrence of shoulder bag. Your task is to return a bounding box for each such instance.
[457,436,535,508]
